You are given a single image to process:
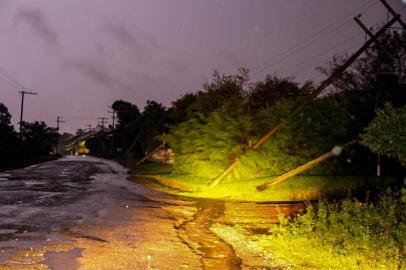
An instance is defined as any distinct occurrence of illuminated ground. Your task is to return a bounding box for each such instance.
[0,156,288,269]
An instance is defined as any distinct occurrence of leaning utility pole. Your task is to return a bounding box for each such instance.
[379,0,406,31]
[19,91,37,138]
[256,140,358,191]
[354,14,393,58]
[56,116,66,131]
[208,13,401,187]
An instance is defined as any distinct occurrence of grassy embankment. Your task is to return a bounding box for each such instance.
[213,189,406,269]
[126,160,401,202]
[126,160,405,269]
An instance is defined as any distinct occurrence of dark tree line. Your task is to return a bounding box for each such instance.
[0,103,58,170]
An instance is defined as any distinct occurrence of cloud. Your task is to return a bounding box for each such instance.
[101,24,140,49]
[63,57,164,99]
[64,58,128,90]
[14,8,59,46]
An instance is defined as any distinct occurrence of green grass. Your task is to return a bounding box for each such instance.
[224,188,405,269]
[119,159,173,175]
[126,160,401,202]
[153,173,399,202]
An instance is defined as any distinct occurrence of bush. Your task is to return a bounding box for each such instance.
[256,188,406,269]
[361,103,406,166]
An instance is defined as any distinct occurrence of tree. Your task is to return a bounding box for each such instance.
[21,121,59,156]
[139,100,168,153]
[361,104,406,166]
[167,92,197,124]
[248,75,313,110]
[0,103,18,168]
[314,29,406,174]
[162,73,354,181]
[319,30,406,132]
[111,100,141,154]
[112,100,140,128]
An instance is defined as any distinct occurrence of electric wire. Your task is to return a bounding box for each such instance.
[279,32,363,78]
[250,0,380,78]
[283,7,405,83]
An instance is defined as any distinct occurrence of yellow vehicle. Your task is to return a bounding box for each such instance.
[76,140,90,155]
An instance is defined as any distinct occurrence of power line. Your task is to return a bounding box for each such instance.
[61,116,101,120]
[250,0,380,78]
[280,32,363,77]
[0,67,27,90]
[290,15,404,82]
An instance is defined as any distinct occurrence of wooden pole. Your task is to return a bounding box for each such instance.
[354,15,392,58]
[379,0,406,31]
[126,133,141,155]
[136,142,165,165]
[256,140,358,191]
[208,16,399,187]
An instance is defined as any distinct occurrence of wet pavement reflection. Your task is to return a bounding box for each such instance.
[0,156,305,269]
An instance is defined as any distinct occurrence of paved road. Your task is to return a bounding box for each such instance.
[0,156,201,269]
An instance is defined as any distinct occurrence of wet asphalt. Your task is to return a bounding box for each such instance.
[0,156,202,269]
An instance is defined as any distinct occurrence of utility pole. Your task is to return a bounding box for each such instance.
[354,15,393,58]
[86,124,92,133]
[56,116,66,131]
[98,117,108,129]
[108,109,116,154]
[108,110,116,129]
[19,91,37,138]
[379,0,406,31]
[209,14,400,187]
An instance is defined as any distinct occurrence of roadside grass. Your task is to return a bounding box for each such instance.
[128,161,401,202]
[213,188,405,269]
[120,159,173,175]
[128,160,405,268]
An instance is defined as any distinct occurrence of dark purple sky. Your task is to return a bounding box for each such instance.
[0,0,405,133]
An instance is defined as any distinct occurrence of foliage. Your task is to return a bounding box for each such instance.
[0,103,19,168]
[139,100,168,153]
[247,75,312,109]
[163,73,355,181]
[319,30,406,131]
[112,100,141,128]
[235,96,354,178]
[250,188,406,269]
[111,100,141,154]
[167,92,198,124]
[21,121,59,156]
[361,103,406,166]
[1,102,59,170]
[162,104,251,178]
[167,69,249,125]
[191,69,249,116]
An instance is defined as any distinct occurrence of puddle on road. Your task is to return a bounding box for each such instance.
[178,199,306,270]
[179,200,242,270]
[43,248,83,270]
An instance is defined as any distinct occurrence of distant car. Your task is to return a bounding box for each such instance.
[76,140,90,155]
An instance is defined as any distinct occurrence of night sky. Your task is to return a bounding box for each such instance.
[0,0,405,133]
